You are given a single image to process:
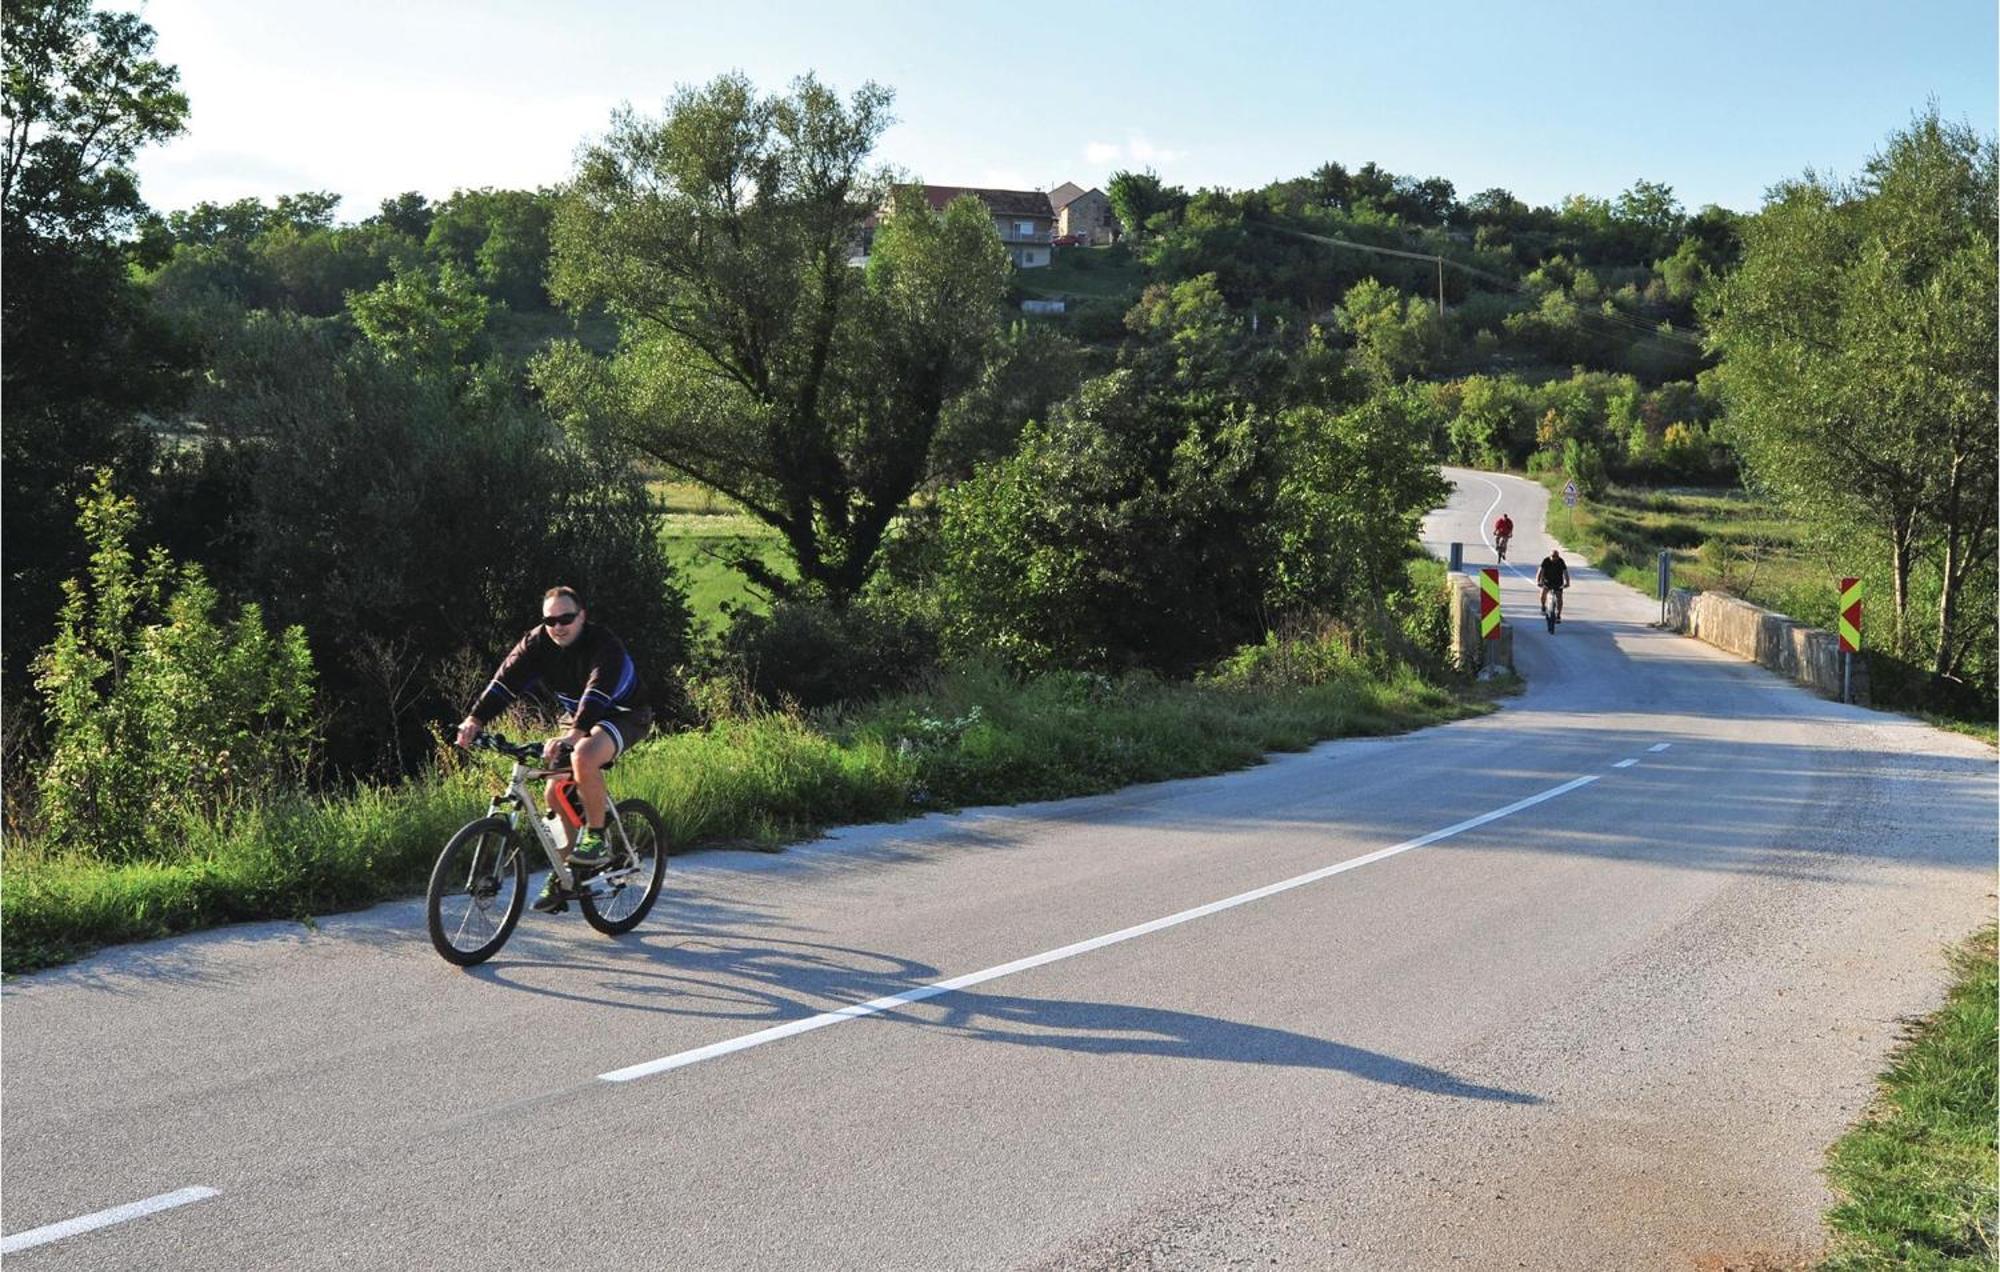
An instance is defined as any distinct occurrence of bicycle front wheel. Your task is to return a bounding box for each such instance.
[427,816,528,966]
[580,798,667,936]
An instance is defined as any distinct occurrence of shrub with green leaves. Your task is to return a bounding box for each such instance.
[32,473,316,860]
[930,369,1446,675]
[717,598,940,710]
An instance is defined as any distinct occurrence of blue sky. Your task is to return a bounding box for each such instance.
[131,0,1997,220]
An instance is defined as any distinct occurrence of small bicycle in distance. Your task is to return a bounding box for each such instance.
[426,732,667,966]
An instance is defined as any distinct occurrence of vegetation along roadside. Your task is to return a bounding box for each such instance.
[1818,925,1998,1269]
[2,575,1485,975]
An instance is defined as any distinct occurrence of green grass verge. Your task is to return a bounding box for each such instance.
[1,653,1480,975]
[1820,925,1998,1269]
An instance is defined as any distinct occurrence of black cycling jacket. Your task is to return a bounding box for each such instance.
[467,621,644,732]
[1536,558,1570,588]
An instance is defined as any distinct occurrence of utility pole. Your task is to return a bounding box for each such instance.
[1435,256,1445,316]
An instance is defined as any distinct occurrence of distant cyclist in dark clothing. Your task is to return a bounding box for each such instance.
[455,586,652,909]
[1535,549,1569,616]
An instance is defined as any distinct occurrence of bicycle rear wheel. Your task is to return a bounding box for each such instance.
[427,816,528,966]
[580,798,667,936]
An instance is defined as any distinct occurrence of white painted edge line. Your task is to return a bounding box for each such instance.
[1648,743,1672,752]
[599,773,1604,1083]
[1,1186,218,1254]
[1468,472,1536,582]
[1613,758,1640,769]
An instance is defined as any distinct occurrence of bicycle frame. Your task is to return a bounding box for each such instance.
[487,758,631,892]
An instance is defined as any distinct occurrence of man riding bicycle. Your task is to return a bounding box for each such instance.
[1493,512,1514,561]
[455,586,652,912]
[1535,548,1569,616]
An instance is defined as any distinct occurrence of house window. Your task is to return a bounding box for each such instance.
[1015,220,1035,238]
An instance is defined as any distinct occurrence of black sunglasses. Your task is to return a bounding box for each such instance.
[543,611,582,629]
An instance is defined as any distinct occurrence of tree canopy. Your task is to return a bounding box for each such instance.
[2,0,192,699]
[541,72,1011,600]
[1706,106,1997,686]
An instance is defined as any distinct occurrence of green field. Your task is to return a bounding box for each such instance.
[486,306,620,361]
[1016,244,1148,303]
[648,481,790,631]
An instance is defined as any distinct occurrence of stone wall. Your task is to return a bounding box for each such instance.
[1663,588,1867,703]
[1448,572,1513,675]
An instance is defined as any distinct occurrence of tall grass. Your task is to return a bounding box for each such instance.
[1,642,1476,974]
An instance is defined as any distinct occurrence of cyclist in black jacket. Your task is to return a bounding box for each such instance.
[455,586,652,910]
[1535,549,1569,616]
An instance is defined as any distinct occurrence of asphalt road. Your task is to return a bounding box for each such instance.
[5,469,1993,1270]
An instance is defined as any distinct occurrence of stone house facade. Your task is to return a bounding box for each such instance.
[1049,182,1121,244]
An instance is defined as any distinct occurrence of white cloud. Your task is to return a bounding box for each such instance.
[1081,135,1186,172]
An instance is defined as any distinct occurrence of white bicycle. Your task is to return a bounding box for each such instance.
[426,732,667,966]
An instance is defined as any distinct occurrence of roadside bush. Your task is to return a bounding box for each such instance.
[175,311,690,777]
[1562,437,1609,497]
[717,598,939,711]
[930,371,1281,673]
[1206,622,1368,689]
[31,474,316,861]
[1068,298,1129,342]
[931,365,1445,676]
[1390,555,1456,673]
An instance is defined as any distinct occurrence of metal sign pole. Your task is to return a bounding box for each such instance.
[1657,549,1670,625]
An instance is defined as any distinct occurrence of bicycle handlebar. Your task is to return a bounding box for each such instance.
[467,732,557,763]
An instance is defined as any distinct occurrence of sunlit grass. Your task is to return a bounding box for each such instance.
[1820,925,1998,1269]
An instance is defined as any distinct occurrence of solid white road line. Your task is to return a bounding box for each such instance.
[599,772,1605,1083]
[1613,758,1640,769]
[1,1187,218,1255]
[1467,473,1536,582]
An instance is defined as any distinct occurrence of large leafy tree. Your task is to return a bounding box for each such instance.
[1106,167,1187,241]
[425,187,555,309]
[540,73,1010,601]
[928,273,1430,673]
[1706,108,1997,687]
[2,0,190,703]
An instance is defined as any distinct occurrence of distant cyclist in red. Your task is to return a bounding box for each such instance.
[1493,512,1515,561]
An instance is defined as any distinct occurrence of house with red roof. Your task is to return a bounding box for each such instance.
[879,185,1056,268]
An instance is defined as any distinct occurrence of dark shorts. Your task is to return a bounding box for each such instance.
[593,707,653,757]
